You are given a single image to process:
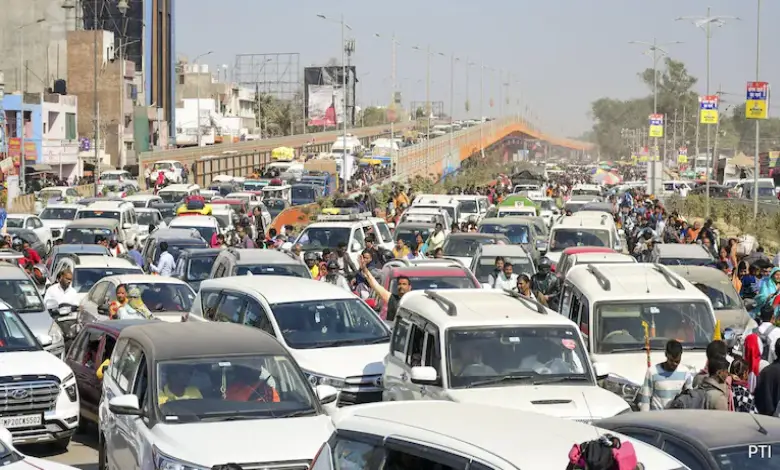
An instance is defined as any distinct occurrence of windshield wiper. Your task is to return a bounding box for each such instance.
[17,307,43,314]
[309,339,362,348]
[608,346,661,353]
[533,375,591,385]
[200,414,269,422]
[276,409,317,418]
[365,336,390,344]
[465,374,534,388]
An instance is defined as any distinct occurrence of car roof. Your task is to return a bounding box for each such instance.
[66,218,120,228]
[6,213,35,218]
[89,318,159,335]
[655,244,713,259]
[52,244,110,254]
[475,244,531,257]
[332,402,685,469]
[390,266,470,278]
[125,194,161,201]
[200,276,354,304]
[597,410,780,449]
[180,248,222,258]
[554,214,613,228]
[0,261,28,279]
[101,274,191,285]
[572,253,635,263]
[667,265,733,285]
[566,263,710,302]
[562,247,615,255]
[446,232,507,240]
[478,217,533,226]
[41,204,81,210]
[395,222,436,231]
[80,201,131,211]
[399,289,564,328]
[161,184,197,191]
[148,228,204,241]
[220,248,301,265]
[135,208,162,214]
[169,215,219,227]
[66,255,140,269]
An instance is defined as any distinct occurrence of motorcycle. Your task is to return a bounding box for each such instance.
[44,299,81,347]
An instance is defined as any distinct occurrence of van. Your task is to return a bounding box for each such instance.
[75,201,139,246]
[330,134,363,156]
[158,183,200,204]
[411,195,462,226]
[546,213,621,264]
[561,263,715,409]
[450,195,490,224]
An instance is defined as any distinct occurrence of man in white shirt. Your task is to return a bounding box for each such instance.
[755,304,780,363]
[426,223,446,253]
[151,241,176,277]
[492,262,519,291]
[43,268,80,306]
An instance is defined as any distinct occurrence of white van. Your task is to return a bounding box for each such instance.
[546,213,621,264]
[158,183,200,204]
[75,200,139,246]
[411,195,462,227]
[571,184,602,197]
[330,134,363,156]
[450,195,490,224]
[561,263,715,409]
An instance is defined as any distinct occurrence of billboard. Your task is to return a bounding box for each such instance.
[304,66,357,127]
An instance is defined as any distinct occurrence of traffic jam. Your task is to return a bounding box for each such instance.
[0,157,777,470]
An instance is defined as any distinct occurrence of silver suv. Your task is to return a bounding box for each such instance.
[209,248,312,279]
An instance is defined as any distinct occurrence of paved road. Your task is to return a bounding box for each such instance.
[21,432,98,470]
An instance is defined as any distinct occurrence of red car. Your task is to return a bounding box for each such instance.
[553,246,616,273]
[368,263,480,319]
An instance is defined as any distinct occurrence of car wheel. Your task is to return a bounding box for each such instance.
[51,435,71,452]
[46,240,52,255]
[99,433,108,470]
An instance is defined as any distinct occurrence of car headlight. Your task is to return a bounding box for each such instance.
[302,370,346,389]
[153,447,208,470]
[48,323,64,345]
[62,373,78,402]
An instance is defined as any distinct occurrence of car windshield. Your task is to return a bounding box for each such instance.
[212,212,232,228]
[474,256,535,282]
[292,187,316,200]
[127,282,195,312]
[40,208,78,220]
[76,210,120,221]
[691,282,741,311]
[479,224,531,244]
[0,310,41,352]
[711,444,780,469]
[236,264,310,278]
[0,280,44,313]
[271,298,390,349]
[418,205,455,220]
[137,212,159,226]
[658,257,713,266]
[4,219,24,228]
[572,188,601,197]
[758,186,775,197]
[498,210,536,218]
[447,326,592,389]
[564,202,588,213]
[296,227,350,251]
[550,228,610,250]
[594,301,715,354]
[62,227,112,244]
[160,191,188,203]
[395,228,433,249]
[532,199,556,211]
[153,206,177,220]
[459,200,478,214]
[50,246,110,271]
[186,255,219,281]
[129,200,148,208]
[153,162,172,171]
[73,268,140,293]
[102,173,123,180]
[390,276,476,291]
[38,189,62,200]
[160,241,209,263]
[172,226,216,243]
[443,237,503,257]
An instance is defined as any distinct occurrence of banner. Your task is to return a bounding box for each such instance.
[648,114,664,137]
[769,151,780,169]
[677,146,688,164]
[304,66,356,126]
[746,81,769,120]
[306,85,344,127]
[699,95,719,124]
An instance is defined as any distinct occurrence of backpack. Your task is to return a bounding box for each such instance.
[757,325,776,361]
[567,434,639,470]
[665,387,709,410]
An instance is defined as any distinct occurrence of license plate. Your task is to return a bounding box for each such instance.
[0,415,42,429]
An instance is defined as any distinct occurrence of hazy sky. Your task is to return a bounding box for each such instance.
[176,0,777,139]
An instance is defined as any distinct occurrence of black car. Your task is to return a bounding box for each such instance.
[149,202,181,225]
[7,228,48,257]
[264,198,290,220]
[140,228,209,273]
[597,410,780,470]
[173,248,221,291]
[690,184,731,198]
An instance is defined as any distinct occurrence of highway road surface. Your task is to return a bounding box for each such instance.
[23,433,98,470]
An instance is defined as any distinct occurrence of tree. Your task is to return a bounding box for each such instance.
[358,107,387,127]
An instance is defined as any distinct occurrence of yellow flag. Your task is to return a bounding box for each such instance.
[713,320,722,341]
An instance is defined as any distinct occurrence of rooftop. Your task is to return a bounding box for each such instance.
[475,244,531,258]
[65,255,141,269]
[565,263,709,301]
[222,248,302,265]
[655,244,713,259]
[199,276,354,305]
[169,216,220,227]
[66,218,120,228]
[102,274,193,286]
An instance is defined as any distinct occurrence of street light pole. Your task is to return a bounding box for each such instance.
[449,54,457,167]
[629,38,681,197]
[18,18,45,194]
[480,62,485,159]
[193,51,213,148]
[753,0,762,218]
[676,9,739,217]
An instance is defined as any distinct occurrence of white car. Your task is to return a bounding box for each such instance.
[99,170,138,189]
[5,214,52,252]
[150,160,185,184]
[38,204,80,241]
[100,322,335,470]
[0,301,79,449]
[124,194,163,209]
[136,208,167,242]
[168,215,221,243]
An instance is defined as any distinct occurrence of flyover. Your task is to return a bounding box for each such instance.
[137,115,593,187]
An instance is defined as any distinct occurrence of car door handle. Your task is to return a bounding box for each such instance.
[400,372,408,382]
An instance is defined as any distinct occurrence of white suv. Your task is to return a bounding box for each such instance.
[383,289,630,421]
[0,301,78,449]
[189,276,391,407]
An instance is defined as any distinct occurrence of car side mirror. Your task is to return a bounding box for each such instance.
[36,334,53,347]
[108,394,144,416]
[410,366,439,385]
[315,385,339,405]
[351,242,361,252]
[45,298,58,316]
[481,284,492,290]
[593,362,610,380]
[97,305,110,317]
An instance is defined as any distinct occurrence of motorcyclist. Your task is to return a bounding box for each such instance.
[43,268,80,307]
[531,257,561,310]
[632,231,657,262]
[31,264,48,295]
[320,260,351,291]
[304,252,321,279]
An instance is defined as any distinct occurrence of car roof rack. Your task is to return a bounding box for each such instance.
[504,290,547,314]
[0,249,24,261]
[316,212,373,222]
[384,259,411,268]
[587,264,611,291]
[653,263,685,290]
[423,290,457,316]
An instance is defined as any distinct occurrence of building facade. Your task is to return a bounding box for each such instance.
[2,92,80,180]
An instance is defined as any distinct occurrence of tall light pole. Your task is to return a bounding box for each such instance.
[412,45,435,171]
[676,9,739,217]
[448,54,459,167]
[480,63,488,159]
[629,38,682,197]
[375,33,399,176]
[317,14,352,190]
[752,0,762,218]
[18,17,45,194]
[193,51,213,147]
